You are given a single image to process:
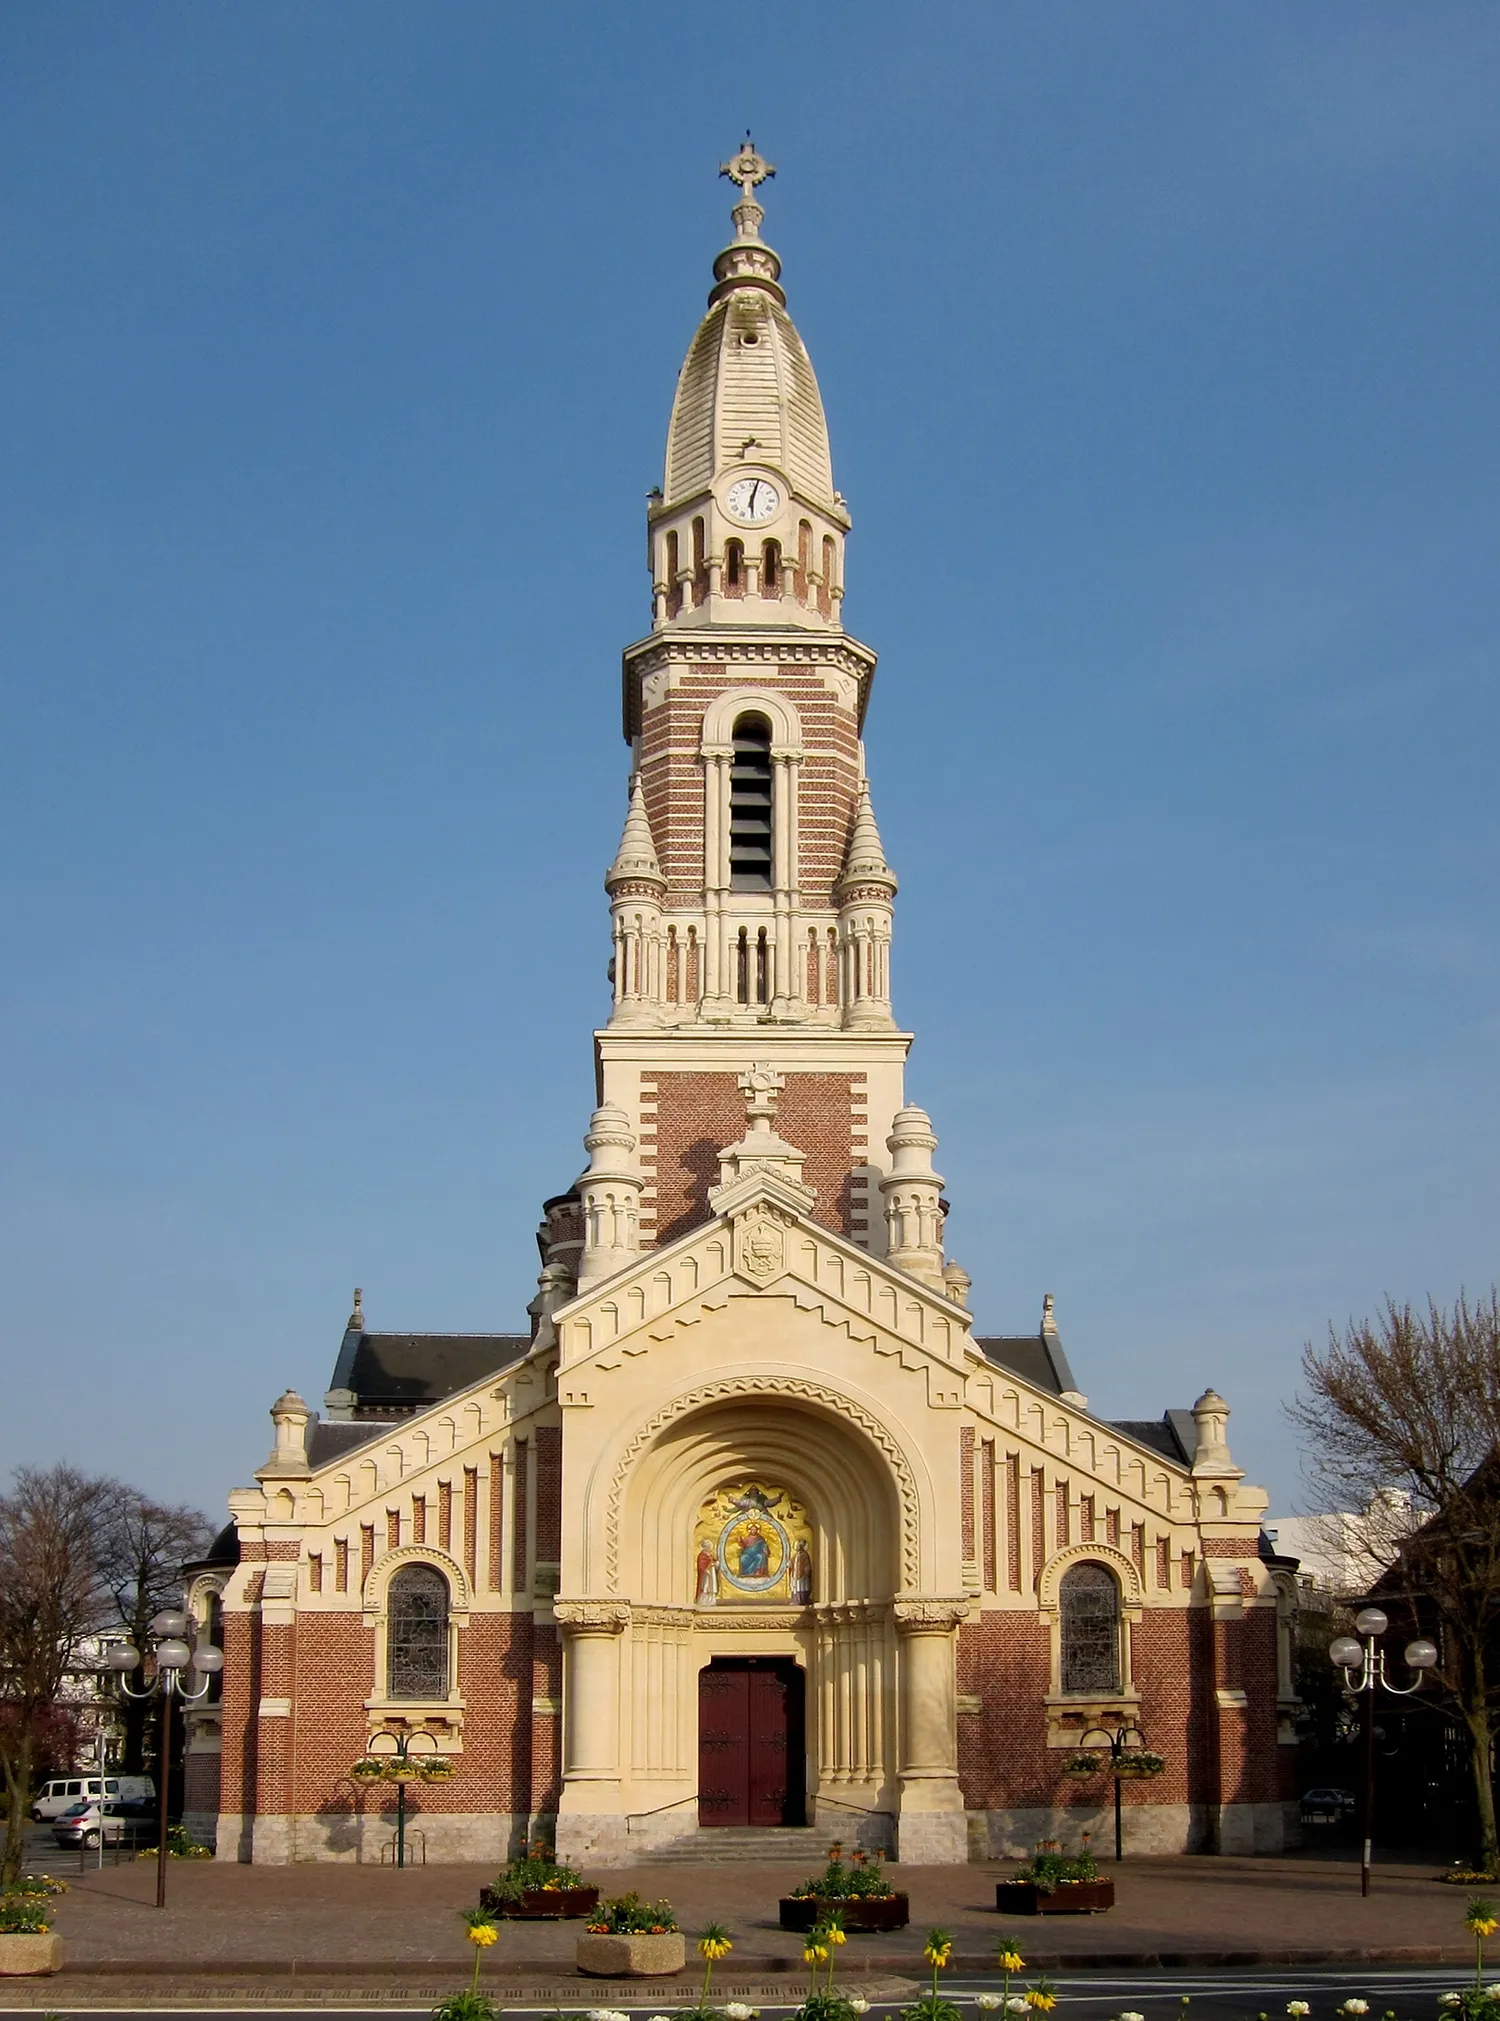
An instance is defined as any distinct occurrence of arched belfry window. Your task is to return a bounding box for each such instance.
[1059,1561,1121,1695]
[729,714,774,891]
[387,1564,450,1699]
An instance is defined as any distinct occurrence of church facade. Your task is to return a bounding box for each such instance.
[187,147,1297,1866]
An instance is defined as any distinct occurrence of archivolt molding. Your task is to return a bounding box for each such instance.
[361,1544,471,1624]
[1036,1541,1144,1618]
[605,1375,922,1594]
[699,686,804,759]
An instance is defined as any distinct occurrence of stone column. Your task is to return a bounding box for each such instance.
[553,1600,630,1865]
[894,1597,969,1864]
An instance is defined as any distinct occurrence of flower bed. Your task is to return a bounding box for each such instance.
[479,1884,599,1920]
[779,1893,909,1932]
[480,1845,598,1920]
[578,1892,684,1975]
[994,1879,1115,1916]
[783,1844,903,1932]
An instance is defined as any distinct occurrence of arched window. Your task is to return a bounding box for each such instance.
[724,539,744,596]
[387,1564,450,1700]
[761,539,780,596]
[692,516,707,606]
[729,714,773,890]
[1059,1562,1120,1695]
[664,530,681,618]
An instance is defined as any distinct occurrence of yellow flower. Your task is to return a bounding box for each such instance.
[828,1926,847,1947]
[466,1923,499,1948]
[924,1942,953,1969]
[1473,1918,1500,1938]
[1025,1993,1057,2012]
[699,1936,733,1962]
[1000,1951,1025,1973]
[805,1944,830,1966]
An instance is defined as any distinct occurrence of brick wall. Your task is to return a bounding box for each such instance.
[646,1070,862,1246]
[637,665,863,909]
[957,1599,1281,1814]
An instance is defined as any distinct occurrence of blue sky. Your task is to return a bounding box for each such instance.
[2,4,1496,1520]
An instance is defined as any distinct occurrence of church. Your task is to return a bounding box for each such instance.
[186,146,1296,1867]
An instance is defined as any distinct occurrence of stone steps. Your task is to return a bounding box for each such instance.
[646,1826,826,1865]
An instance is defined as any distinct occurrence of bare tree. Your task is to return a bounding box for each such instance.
[97,1493,214,1774]
[0,1466,117,1882]
[1290,1290,1500,1869]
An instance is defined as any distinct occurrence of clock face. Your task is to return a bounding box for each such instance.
[725,476,781,525]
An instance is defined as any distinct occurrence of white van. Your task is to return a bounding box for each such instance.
[31,1774,154,1821]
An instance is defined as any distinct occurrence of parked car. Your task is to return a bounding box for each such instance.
[51,1798,159,1849]
[1300,1785,1358,1822]
[31,1774,154,1821]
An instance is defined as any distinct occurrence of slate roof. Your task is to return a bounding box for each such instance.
[1106,1415,1195,1466]
[328,1328,530,1415]
[975,1331,1081,1396]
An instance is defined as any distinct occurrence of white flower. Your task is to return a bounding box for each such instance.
[1340,2004,1370,2017]
[977,2000,1003,2013]
[1286,2005,1311,2017]
[726,2007,758,2020]
[1119,2011,1146,2020]
[1008,2002,1030,2015]
[1440,1998,1462,2010]
[850,2006,870,2017]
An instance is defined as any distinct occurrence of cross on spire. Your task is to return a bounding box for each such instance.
[719,135,775,241]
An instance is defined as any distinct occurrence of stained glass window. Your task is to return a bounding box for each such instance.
[387,1565,449,1700]
[1059,1562,1120,1695]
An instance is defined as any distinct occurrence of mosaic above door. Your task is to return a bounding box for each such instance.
[693,1481,813,1606]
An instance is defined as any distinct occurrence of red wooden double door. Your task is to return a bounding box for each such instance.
[697,1657,806,1827]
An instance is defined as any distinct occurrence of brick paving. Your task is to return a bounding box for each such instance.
[9,1848,1477,2002]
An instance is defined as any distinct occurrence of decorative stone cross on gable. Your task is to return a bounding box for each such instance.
[738,1062,785,1126]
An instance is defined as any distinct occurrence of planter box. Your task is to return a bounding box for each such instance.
[576,1931,685,1977]
[0,1933,61,1976]
[778,1894,910,1933]
[994,1879,1115,1916]
[480,1885,600,1920]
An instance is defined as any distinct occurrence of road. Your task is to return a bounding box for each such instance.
[0,1967,1469,2020]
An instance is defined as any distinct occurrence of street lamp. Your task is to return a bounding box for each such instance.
[351,1729,448,1869]
[1329,1605,1438,1899]
[1075,1722,1158,1863]
[105,1610,223,1909]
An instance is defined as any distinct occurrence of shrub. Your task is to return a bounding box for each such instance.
[1012,1849,1099,1894]
[490,1845,583,1903]
[789,1845,895,1901]
[585,1892,678,1935]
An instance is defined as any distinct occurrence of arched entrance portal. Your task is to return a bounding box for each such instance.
[698,1656,806,1827]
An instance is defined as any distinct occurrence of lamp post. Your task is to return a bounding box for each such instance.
[105,1610,223,1908]
[356,1729,441,1870]
[1077,1722,1151,1862]
[1329,1606,1437,1898]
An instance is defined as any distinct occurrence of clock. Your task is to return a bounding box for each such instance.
[725,476,781,525]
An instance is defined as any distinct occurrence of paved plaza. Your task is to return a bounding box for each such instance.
[4,1846,1480,2005]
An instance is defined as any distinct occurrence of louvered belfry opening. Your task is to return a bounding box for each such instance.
[729,714,774,890]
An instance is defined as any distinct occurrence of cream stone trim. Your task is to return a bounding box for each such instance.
[1036,1542,1144,1615]
[604,1373,923,1593]
[699,686,804,760]
[361,1544,471,1624]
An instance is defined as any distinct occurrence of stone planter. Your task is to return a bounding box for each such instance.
[0,1933,61,1976]
[994,1879,1115,1916]
[480,1885,600,1920]
[577,1930,686,1977]
[778,1893,910,1932]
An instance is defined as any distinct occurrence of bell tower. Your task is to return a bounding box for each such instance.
[548,146,960,1296]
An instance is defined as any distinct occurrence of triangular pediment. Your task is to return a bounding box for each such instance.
[554,1179,977,1392]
